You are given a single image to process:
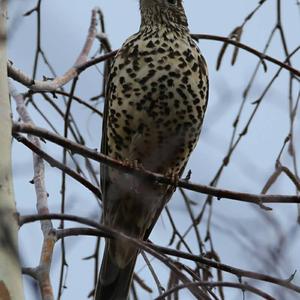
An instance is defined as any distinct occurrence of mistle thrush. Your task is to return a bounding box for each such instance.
[95,1,209,299]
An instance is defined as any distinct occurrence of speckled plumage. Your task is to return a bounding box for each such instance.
[95,1,208,299]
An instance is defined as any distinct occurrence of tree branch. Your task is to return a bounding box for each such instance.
[154,281,276,300]
[7,34,299,94]
[9,81,55,299]
[18,214,300,295]
[12,133,101,199]
[192,34,300,77]
[12,122,300,207]
[7,7,117,92]
[0,1,24,298]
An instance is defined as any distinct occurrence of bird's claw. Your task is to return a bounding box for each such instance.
[167,170,179,186]
[123,159,143,171]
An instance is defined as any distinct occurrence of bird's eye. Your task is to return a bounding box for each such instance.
[167,0,177,5]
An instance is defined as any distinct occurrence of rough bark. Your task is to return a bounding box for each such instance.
[0,1,24,299]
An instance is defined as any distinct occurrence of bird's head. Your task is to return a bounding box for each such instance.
[139,0,188,31]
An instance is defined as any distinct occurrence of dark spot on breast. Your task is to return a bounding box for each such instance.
[170,72,180,78]
[192,63,198,72]
[176,88,187,100]
[123,126,132,134]
[140,69,156,84]
[178,61,187,68]
[184,70,192,76]
[133,62,140,71]
[144,56,153,63]
[159,75,168,82]
[146,40,155,48]
[167,79,174,87]
[182,76,189,84]
[198,79,203,89]
[187,105,193,113]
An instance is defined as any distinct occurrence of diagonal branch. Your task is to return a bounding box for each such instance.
[18,214,300,294]
[12,133,101,199]
[7,34,299,93]
[12,122,300,207]
[7,7,117,92]
[191,34,300,77]
[154,281,276,300]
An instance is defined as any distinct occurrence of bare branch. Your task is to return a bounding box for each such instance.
[9,82,54,299]
[12,122,300,206]
[154,281,276,300]
[18,214,300,295]
[192,34,300,77]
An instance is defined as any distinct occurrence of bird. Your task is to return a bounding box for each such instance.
[95,0,209,299]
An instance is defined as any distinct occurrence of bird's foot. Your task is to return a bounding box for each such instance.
[123,159,143,171]
[166,170,180,186]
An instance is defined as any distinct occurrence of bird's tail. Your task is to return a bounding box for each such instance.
[94,241,138,300]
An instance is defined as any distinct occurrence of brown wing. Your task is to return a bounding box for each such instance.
[100,54,115,203]
[143,165,186,240]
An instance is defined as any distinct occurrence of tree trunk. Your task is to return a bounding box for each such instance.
[0,1,24,299]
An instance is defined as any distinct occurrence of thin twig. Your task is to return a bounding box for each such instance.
[154,281,276,300]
